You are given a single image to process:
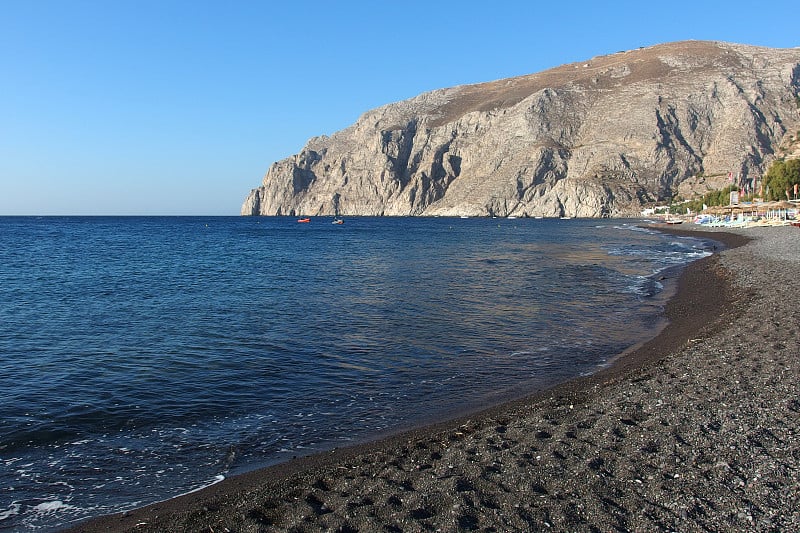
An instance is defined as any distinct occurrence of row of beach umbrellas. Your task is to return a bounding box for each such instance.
[702,201,797,217]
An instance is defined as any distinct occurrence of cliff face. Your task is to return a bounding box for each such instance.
[242,41,800,217]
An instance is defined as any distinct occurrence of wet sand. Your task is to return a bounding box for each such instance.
[67,226,800,532]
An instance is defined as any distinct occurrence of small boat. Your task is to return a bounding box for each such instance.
[664,217,683,225]
[332,218,343,225]
[297,218,310,223]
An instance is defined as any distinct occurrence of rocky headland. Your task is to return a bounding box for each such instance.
[242,41,800,218]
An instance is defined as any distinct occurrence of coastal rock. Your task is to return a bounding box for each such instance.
[242,41,800,218]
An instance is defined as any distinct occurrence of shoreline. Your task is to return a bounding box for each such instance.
[68,227,800,532]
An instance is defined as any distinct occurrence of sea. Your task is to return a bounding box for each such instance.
[0,216,716,531]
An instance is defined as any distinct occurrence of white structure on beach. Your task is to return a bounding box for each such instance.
[641,206,671,216]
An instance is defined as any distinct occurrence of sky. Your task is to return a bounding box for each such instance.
[1,1,798,215]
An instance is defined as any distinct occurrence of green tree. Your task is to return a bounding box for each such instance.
[674,185,740,214]
[763,159,800,200]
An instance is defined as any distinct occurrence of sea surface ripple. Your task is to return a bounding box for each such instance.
[0,216,715,531]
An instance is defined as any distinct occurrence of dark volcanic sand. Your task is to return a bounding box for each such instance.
[67,227,800,532]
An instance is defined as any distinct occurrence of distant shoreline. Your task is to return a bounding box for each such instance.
[69,227,800,532]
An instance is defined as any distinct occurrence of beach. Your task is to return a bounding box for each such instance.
[68,226,799,532]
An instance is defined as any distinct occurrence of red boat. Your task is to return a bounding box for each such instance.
[297,218,310,223]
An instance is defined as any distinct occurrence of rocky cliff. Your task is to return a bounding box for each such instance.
[242,41,800,218]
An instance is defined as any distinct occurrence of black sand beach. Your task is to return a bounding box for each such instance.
[67,226,800,532]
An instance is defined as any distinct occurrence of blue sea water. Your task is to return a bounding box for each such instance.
[0,216,715,531]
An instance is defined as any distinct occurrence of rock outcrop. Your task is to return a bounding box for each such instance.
[242,41,800,217]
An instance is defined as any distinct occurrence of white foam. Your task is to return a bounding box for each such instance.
[29,500,79,521]
[175,475,225,498]
[0,503,21,521]
[614,224,653,234]
[34,501,67,512]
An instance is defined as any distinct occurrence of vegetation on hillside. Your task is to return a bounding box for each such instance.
[762,158,800,201]
[668,158,800,214]
[670,185,740,214]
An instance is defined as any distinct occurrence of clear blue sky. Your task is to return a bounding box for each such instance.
[2,1,797,215]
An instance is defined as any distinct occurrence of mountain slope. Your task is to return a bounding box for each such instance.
[242,41,800,217]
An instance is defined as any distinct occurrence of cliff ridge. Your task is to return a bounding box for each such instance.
[242,41,800,217]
